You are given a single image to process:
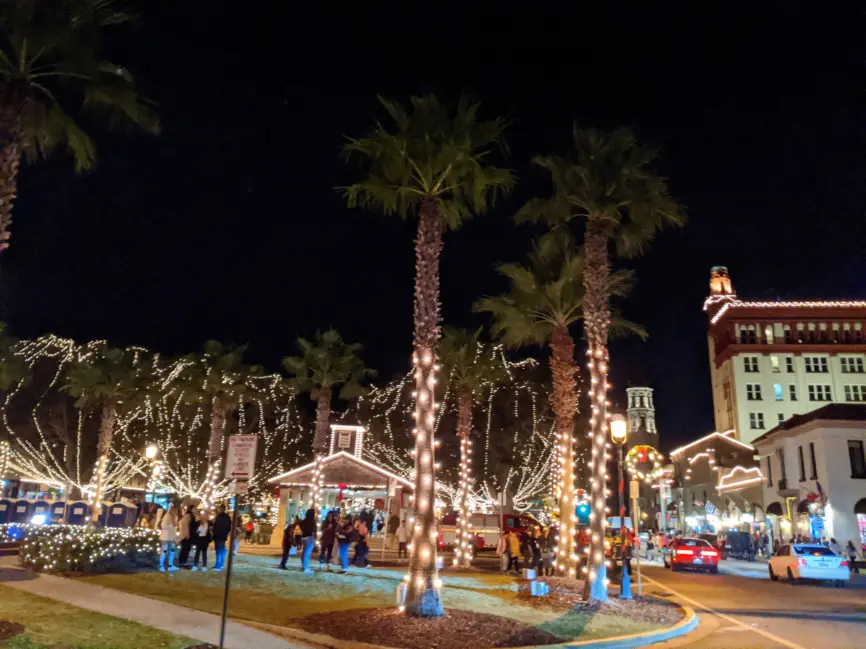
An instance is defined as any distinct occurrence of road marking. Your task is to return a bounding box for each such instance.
[643,574,809,649]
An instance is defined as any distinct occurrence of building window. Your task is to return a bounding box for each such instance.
[749,413,765,430]
[784,327,792,344]
[841,357,865,374]
[807,385,832,401]
[773,384,783,401]
[844,385,866,402]
[765,326,775,344]
[809,442,817,479]
[789,385,797,401]
[785,357,794,373]
[777,447,787,481]
[798,446,806,481]
[778,413,785,424]
[849,440,866,478]
[766,455,773,486]
[804,356,828,373]
[770,355,780,372]
[743,356,759,373]
[746,384,763,401]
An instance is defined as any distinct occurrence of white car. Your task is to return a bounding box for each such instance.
[768,543,850,587]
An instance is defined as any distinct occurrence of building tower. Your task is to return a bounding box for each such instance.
[626,387,657,450]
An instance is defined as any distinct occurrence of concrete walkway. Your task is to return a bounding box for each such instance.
[0,557,316,649]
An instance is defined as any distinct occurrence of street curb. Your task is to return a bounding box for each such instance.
[244,605,699,649]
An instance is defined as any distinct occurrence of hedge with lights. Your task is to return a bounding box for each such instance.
[13,524,159,574]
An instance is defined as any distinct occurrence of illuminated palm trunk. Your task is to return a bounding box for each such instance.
[91,405,117,522]
[549,326,579,577]
[583,220,612,602]
[454,392,473,568]
[311,388,332,536]
[0,115,22,253]
[405,199,445,617]
[203,398,227,511]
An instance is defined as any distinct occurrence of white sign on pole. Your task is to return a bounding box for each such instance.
[228,481,249,495]
[224,435,258,481]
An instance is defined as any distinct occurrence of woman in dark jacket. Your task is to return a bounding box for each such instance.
[336,515,354,573]
[300,508,317,574]
[319,511,336,569]
[278,518,294,570]
[192,512,212,572]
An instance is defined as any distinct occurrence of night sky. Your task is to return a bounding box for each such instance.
[2,1,865,450]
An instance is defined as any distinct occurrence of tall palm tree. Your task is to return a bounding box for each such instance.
[283,328,375,526]
[0,0,159,252]
[343,94,513,616]
[439,326,506,568]
[180,341,260,509]
[518,126,685,600]
[475,235,642,579]
[63,343,149,521]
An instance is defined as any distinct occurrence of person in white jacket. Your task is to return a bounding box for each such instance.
[156,503,180,572]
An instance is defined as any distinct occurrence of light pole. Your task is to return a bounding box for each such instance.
[610,414,631,599]
[145,444,161,506]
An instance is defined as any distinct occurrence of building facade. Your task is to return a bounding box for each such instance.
[752,404,866,547]
[704,266,866,445]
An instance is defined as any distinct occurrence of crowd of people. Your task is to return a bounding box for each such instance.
[148,502,239,572]
[279,508,376,574]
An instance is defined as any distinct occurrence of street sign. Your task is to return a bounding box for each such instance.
[224,435,258,481]
[228,481,249,494]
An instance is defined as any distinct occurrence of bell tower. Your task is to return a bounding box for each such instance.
[626,387,656,449]
[704,266,738,319]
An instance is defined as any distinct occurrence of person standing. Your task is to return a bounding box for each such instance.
[387,512,400,550]
[396,519,409,560]
[244,519,254,544]
[507,529,521,573]
[212,505,232,571]
[846,540,860,574]
[300,508,316,574]
[192,512,212,572]
[156,504,180,573]
[496,530,508,572]
[319,511,336,569]
[292,516,303,551]
[177,505,195,567]
[353,518,370,567]
[278,518,294,570]
[336,515,354,573]
[829,537,841,554]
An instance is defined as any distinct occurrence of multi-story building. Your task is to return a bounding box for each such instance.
[704,266,866,445]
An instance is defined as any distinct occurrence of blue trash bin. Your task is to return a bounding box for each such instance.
[66,501,90,526]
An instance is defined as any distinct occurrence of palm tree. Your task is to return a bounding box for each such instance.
[0,323,27,482]
[62,343,150,521]
[439,326,506,568]
[518,126,685,600]
[475,235,642,579]
[0,0,159,252]
[343,94,513,616]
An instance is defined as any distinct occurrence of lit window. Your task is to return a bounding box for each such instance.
[770,356,780,373]
[844,385,866,402]
[746,384,763,401]
[774,384,783,401]
[749,413,765,430]
[807,385,832,401]
[765,326,775,344]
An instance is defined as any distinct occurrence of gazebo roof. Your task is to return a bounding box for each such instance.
[268,452,413,491]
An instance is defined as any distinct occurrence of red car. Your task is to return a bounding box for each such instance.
[664,538,720,573]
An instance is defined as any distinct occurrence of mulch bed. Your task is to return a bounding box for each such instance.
[0,621,24,641]
[184,645,217,649]
[516,577,684,625]
[294,607,564,649]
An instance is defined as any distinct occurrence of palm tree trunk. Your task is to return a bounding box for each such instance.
[454,392,473,568]
[311,388,332,539]
[582,220,612,602]
[91,405,117,522]
[203,397,228,510]
[549,325,579,577]
[405,198,445,617]
[0,100,23,254]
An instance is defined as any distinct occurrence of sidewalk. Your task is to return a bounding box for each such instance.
[0,557,316,649]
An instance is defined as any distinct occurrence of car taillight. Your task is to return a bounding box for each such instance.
[797,558,806,566]
[676,548,694,555]
[701,550,718,557]
[841,560,849,567]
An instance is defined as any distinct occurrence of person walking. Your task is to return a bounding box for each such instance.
[846,540,860,574]
[336,515,354,573]
[319,511,337,569]
[507,529,521,573]
[191,512,212,572]
[278,517,295,570]
[244,519,254,544]
[352,518,370,567]
[529,530,542,572]
[212,505,232,571]
[300,508,316,574]
[396,519,409,560]
[156,503,180,573]
[176,505,195,567]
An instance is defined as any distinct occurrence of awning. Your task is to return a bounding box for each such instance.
[855,498,866,515]
[766,502,783,516]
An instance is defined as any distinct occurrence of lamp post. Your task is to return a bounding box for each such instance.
[610,414,631,599]
[145,444,161,506]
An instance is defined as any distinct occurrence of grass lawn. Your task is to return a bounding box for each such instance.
[0,584,194,649]
[81,554,665,642]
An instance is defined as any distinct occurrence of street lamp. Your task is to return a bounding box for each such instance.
[145,444,159,461]
[610,414,632,599]
[145,445,161,506]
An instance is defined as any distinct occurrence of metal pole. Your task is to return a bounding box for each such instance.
[219,491,240,649]
[618,445,625,551]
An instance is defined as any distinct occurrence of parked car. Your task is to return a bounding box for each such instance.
[664,537,720,573]
[768,543,849,587]
[439,512,540,550]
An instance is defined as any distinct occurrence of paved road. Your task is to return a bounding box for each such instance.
[645,561,866,649]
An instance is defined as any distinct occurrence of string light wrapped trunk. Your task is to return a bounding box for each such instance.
[91,405,117,522]
[453,391,473,568]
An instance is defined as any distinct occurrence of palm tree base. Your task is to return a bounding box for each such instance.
[589,563,609,602]
[405,586,445,617]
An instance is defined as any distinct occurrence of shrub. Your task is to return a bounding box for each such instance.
[16,524,159,574]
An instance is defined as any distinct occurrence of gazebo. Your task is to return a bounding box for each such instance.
[267,424,413,546]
